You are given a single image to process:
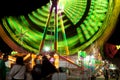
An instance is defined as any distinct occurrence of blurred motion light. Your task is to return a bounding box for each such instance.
[44,46,50,52]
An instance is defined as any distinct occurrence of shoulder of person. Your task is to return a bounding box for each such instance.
[0,59,4,62]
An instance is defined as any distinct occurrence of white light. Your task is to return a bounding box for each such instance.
[85,56,90,61]
[91,55,95,59]
[44,46,50,52]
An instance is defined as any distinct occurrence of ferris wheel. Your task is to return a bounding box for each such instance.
[0,0,119,56]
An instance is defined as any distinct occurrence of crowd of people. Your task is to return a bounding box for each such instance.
[0,52,68,80]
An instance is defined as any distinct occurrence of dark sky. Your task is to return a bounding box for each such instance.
[0,0,49,18]
[0,37,12,54]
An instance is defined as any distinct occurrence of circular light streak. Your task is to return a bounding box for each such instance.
[0,0,119,55]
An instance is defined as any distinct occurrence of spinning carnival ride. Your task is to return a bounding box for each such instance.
[0,0,120,56]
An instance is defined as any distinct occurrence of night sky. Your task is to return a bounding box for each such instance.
[0,37,12,54]
[0,0,49,18]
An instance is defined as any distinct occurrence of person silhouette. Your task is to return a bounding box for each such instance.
[103,67,109,80]
[41,55,58,79]
[9,56,26,80]
[0,52,6,80]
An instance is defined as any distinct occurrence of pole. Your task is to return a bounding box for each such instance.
[54,0,59,53]
[39,0,59,54]
[39,1,54,54]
